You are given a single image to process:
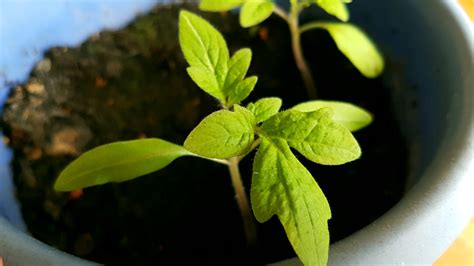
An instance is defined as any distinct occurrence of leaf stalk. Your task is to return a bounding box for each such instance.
[228,156,257,245]
[300,21,325,34]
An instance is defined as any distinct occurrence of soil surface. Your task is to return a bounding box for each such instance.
[1,4,408,266]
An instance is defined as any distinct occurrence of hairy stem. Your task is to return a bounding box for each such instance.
[228,156,257,245]
[289,17,317,98]
[274,4,317,98]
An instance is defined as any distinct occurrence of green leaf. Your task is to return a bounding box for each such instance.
[233,104,257,125]
[179,10,229,101]
[186,66,223,100]
[251,137,331,266]
[54,139,192,191]
[261,109,361,165]
[224,49,258,106]
[184,108,256,159]
[180,11,257,106]
[199,0,245,11]
[293,100,373,131]
[225,49,252,92]
[228,76,258,107]
[240,1,274,28]
[247,97,282,123]
[301,22,385,78]
[315,0,350,22]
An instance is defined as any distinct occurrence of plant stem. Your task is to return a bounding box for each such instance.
[289,18,317,98]
[273,5,289,22]
[205,157,230,165]
[228,156,257,246]
[274,4,317,99]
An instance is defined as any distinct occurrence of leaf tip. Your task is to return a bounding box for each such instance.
[248,75,258,84]
[179,10,189,23]
[54,173,73,192]
[53,180,66,192]
[240,47,252,57]
[179,10,201,27]
[340,14,350,22]
[367,58,385,78]
[366,111,374,125]
[338,6,350,22]
[179,9,192,19]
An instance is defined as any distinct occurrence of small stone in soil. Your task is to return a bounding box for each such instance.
[25,147,42,161]
[35,58,51,73]
[25,82,46,95]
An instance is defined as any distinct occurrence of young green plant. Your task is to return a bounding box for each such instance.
[199,0,385,98]
[54,11,372,266]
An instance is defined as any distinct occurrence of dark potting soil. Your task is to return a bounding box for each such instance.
[1,4,408,266]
